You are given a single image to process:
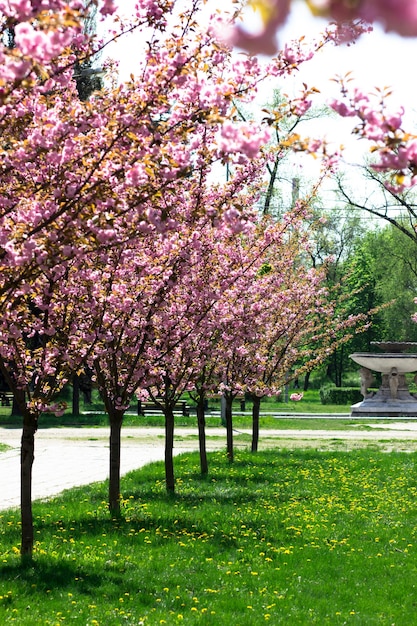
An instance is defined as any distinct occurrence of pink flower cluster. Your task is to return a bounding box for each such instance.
[15,21,74,63]
[218,122,271,163]
[0,0,81,19]
[329,83,417,190]
[326,0,417,37]
[330,88,404,137]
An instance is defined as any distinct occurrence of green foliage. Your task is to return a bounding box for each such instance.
[321,223,385,386]
[1,449,417,624]
[257,262,272,276]
[361,224,417,341]
[319,387,364,405]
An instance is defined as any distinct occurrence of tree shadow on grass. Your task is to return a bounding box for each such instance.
[0,558,104,594]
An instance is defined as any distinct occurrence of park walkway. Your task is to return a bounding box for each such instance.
[2,422,417,510]
[0,426,226,511]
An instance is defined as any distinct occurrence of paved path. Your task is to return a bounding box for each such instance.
[2,423,417,511]
[0,426,226,511]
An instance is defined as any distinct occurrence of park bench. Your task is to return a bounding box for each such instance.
[137,399,191,417]
[0,391,13,406]
[216,395,248,411]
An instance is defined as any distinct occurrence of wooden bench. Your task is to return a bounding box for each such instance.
[0,391,13,406]
[137,399,191,417]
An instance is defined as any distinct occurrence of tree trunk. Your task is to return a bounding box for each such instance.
[72,375,80,417]
[109,410,124,516]
[165,406,175,493]
[225,394,234,463]
[303,371,311,392]
[197,397,208,476]
[251,396,261,452]
[11,395,22,417]
[263,156,279,216]
[20,412,37,558]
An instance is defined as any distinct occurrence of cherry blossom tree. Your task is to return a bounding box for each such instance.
[0,1,273,301]
[244,236,374,451]
[143,210,269,489]
[89,235,195,512]
[0,258,96,557]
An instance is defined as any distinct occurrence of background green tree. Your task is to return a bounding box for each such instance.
[351,224,417,342]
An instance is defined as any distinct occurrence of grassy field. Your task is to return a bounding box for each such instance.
[1,448,417,624]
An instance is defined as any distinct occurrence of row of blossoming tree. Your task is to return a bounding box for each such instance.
[0,0,414,559]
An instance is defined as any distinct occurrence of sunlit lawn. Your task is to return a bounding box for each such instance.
[1,449,417,624]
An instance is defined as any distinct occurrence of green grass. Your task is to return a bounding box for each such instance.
[0,411,382,432]
[1,449,417,624]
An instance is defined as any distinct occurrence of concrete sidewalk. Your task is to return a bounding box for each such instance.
[0,426,224,511]
[3,423,417,511]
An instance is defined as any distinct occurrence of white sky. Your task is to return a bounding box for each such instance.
[111,1,417,151]
[106,1,417,215]
[278,2,417,109]
[112,0,417,112]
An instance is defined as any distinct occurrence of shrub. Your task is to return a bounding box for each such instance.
[319,387,364,405]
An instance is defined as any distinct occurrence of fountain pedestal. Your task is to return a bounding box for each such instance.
[350,343,417,417]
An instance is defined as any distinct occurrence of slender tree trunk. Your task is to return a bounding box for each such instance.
[251,396,261,453]
[72,375,80,417]
[225,394,233,463]
[303,371,311,392]
[263,157,279,216]
[11,395,22,417]
[20,412,37,559]
[109,410,124,515]
[165,407,175,493]
[197,397,208,476]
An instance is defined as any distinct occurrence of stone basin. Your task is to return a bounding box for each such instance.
[350,353,417,374]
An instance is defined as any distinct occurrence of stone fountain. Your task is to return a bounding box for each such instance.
[350,342,417,417]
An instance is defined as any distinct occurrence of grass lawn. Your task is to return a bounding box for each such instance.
[1,448,417,625]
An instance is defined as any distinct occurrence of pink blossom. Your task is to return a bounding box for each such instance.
[290,392,303,401]
[14,21,73,62]
[292,98,312,116]
[218,122,270,160]
[281,42,313,65]
[329,99,355,117]
[327,0,417,37]
[230,0,291,55]
[384,108,404,131]
[100,0,117,16]
[0,0,33,19]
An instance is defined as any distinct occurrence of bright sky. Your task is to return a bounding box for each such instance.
[107,1,417,213]
[112,0,417,153]
[112,1,417,112]
[279,2,417,109]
